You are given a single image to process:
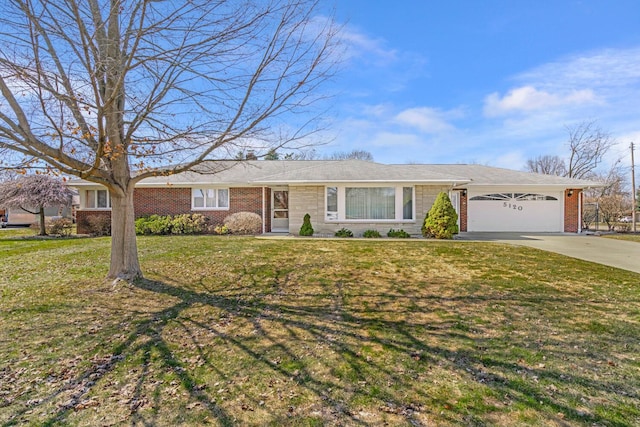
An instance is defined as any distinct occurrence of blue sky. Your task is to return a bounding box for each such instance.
[319,1,640,171]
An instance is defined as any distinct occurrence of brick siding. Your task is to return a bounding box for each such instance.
[563,189,581,232]
[134,187,191,216]
[459,190,468,232]
[77,186,269,234]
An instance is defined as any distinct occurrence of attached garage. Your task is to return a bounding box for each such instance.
[467,191,564,232]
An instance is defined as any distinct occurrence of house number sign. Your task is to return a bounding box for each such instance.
[503,202,523,211]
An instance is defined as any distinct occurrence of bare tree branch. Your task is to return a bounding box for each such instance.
[565,120,615,179]
[525,155,566,176]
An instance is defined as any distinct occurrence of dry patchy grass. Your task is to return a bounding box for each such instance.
[1,233,639,426]
[602,233,640,243]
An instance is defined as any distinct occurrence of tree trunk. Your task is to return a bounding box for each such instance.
[38,207,46,236]
[108,186,142,281]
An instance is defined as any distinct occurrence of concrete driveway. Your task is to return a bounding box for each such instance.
[457,232,640,274]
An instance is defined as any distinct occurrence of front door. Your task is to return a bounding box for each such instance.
[271,188,289,232]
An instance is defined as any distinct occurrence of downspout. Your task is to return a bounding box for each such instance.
[578,190,582,233]
[262,186,266,234]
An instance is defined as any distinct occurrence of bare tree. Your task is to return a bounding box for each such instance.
[284,148,321,160]
[0,0,339,281]
[0,175,73,235]
[526,155,566,176]
[525,120,615,179]
[325,149,374,161]
[598,194,632,231]
[582,162,630,230]
[565,121,615,179]
[281,148,374,161]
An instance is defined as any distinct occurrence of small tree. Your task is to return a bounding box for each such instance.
[299,213,314,236]
[0,175,73,235]
[423,192,459,239]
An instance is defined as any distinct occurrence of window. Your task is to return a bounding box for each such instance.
[403,187,413,220]
[326,187,338,220]
[470,193,557,201]
[326,186,413,221]
[192,188,229,209]
[346,187,395,219]
[86,189,111,208]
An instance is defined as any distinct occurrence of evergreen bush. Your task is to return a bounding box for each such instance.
[423,192,459,239]
[147,214,173,235]
[171,213,207,234]
[334,227,353,238]
[299,213,314,236]
[362,229,381,238]
[211,224,230,235]
[135,214,207,235]
[387,228,410,238]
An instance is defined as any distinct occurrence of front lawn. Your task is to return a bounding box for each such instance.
[602,233,640,243]
[1,233,639,426]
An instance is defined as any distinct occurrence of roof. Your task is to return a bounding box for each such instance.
[68,160,603,188]
[419,164,602,187]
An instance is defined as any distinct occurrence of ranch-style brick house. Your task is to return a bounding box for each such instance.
[69,160,600,236]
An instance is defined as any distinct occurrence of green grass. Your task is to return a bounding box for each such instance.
[1,230,639,426]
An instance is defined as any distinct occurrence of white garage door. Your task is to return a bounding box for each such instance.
[467,192,563,232]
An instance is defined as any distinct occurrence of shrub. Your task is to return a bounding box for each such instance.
[47,217,73,237]
[334,227,353,238]
[387,228,410,238]
[211,224,230,235]
[85,215,111,236]
[423,192,459,239]
[136,214,208,235]
[362,229,381,238]
[135,216,152,235]
[224,212,262,234]
[615,222,631,233]
[171,213,207,234]
[299,213,314,236]
[135,214,172,235]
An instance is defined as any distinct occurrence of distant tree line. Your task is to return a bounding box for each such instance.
[237,148,374,161]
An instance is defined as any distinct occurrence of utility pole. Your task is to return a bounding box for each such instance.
[632,142,636,233]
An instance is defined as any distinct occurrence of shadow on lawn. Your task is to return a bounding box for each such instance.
[6,272,637,426]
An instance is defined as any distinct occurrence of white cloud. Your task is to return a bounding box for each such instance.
[394,107,458,134]
[331,44,640,167]
[483,86,597,117]
[340,25,397,64]
[518,47,640,90]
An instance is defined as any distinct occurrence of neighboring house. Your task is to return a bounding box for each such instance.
[69,160,600,235]
[0,191,79,227]
[1,205,76,227]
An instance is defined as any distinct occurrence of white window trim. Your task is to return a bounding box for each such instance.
[85,189,111,210]
[191,187,230,210]
[326,185,415,223]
